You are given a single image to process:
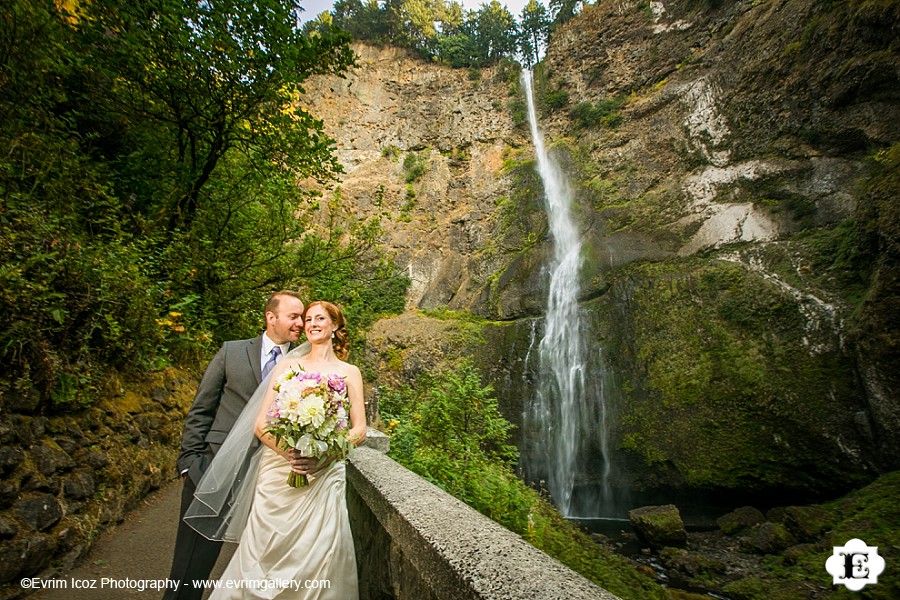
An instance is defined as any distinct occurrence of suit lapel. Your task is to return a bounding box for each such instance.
[247,335,263,383]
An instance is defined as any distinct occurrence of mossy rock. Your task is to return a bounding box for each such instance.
[722,576,812,600]
[659,546,727,579]
[717,506,766,535]
[782,505,835,542]
[743,522,795,555]
[605,255,873,496]
[628,504,687,550]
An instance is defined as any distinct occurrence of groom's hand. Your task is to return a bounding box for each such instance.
[288,450,335,475]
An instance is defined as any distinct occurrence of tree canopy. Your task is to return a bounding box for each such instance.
[320,0,582,68]
[0,0,408,406]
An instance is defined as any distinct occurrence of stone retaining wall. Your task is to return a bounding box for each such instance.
[346,439,619,600]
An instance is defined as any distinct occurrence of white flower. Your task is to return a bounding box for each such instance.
[296,434,329,457]
[296,394,326,428]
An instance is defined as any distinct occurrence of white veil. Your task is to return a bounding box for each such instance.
[184,341,310,542]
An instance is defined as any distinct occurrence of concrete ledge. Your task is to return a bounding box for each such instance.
[347,446,620,600]
[360,426,390,453]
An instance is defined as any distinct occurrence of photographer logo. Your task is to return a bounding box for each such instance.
[825,538,885,591]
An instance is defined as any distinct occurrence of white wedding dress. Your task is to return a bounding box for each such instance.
[210,448,358,600]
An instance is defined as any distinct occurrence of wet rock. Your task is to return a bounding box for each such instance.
[628,504,687,550]
[659,546,727,579]
[15,494,63,531]
[717,505,765,535]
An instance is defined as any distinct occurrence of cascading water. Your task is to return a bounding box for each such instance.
[520,69,611,518]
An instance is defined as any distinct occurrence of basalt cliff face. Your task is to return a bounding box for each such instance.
[300,44,527,312]
[303,0,899,501]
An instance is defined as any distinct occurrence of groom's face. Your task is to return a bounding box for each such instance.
[266,296,305,345]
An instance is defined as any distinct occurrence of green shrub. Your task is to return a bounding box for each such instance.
[541,87,569,113]
[380,361,667,600]
[570,95,627,129]
[403,151,428,183]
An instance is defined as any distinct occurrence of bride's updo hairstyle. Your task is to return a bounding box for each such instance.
[305,301,350,360]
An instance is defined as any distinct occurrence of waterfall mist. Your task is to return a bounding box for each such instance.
[520,69,615,518]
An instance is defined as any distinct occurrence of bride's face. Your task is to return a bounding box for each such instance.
[304,305,335,344]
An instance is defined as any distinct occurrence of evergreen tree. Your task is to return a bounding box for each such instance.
[519,0,550,66]
[472,1,518,66]
[549,0,581,27]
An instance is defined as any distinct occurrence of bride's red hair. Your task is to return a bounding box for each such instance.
[304,301,349,360]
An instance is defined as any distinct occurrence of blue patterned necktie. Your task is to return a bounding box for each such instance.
[261,345,281,381]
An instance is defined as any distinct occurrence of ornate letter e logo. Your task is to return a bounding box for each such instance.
[825,538,885,591]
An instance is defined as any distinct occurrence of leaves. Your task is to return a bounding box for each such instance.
[0,0,406,408]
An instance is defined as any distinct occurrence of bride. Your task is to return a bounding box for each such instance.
[186,301,366,599]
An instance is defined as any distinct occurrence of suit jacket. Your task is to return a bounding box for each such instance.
[177,334,272,485]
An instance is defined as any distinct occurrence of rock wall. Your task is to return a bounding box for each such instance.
[300,44,527,312]
[0,370,195,598]
[313,1,899,499]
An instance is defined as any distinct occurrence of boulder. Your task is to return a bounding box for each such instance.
[717,505,765,535]
[628,504,688,550]
[783,505,834,541]
[745,522,794,554]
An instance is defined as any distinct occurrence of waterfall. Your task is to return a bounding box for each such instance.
[521,69,611,517]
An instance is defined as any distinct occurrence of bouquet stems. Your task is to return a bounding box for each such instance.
[287,471,309,488]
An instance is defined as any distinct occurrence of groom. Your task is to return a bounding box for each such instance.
[162,291,306,600]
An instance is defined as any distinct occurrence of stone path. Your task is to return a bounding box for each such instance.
[29,480,234,600]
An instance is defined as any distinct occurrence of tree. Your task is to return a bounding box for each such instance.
[332,0,393,42]
[0,0,408,402]
[519,0,550,66]
[398,0,442,56]
[549,0,581,28]
[73,0,355,231]
[472,1,518,66]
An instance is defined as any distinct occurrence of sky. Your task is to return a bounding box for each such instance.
[299,0,533,22]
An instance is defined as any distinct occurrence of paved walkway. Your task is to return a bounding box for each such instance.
[29,480,234,600]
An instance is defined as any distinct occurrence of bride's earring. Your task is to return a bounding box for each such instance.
[332,331,336,339]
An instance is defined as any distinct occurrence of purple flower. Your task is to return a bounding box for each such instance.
[327,374,346,393]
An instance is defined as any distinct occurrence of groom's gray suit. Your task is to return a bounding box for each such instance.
[165,334,288,600]
[177,336,269,486]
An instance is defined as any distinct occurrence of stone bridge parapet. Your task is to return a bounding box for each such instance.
[348,433,619,600]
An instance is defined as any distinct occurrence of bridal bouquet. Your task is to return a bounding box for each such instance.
[265,368,352,487]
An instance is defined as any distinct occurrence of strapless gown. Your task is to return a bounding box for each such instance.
[209,447,358,599]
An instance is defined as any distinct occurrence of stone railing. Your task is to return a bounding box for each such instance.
[348,430,619,600]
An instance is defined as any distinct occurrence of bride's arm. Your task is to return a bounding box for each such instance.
[345,365,367,447]
[253,363,292,460]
